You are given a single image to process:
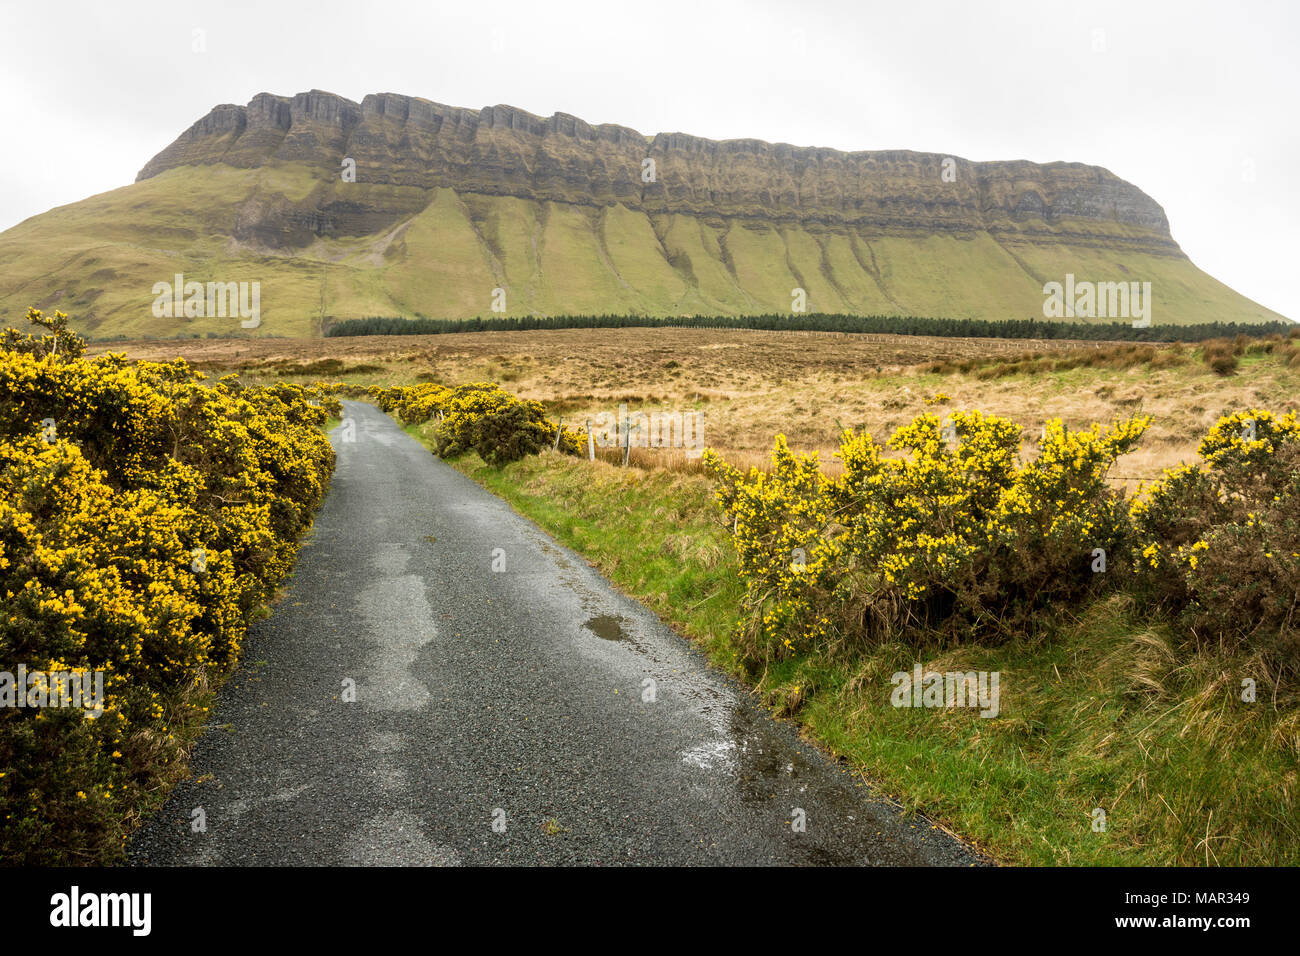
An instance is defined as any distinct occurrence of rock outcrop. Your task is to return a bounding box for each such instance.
[138,90,1175,253]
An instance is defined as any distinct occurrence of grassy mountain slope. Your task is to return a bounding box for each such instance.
[0,90,1288,336]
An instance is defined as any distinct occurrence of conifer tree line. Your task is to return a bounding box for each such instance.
[323,313,1295,343]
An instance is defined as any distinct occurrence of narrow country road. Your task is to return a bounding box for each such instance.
[129,400,984,866]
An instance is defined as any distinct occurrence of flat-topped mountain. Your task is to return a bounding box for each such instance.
[136,90,1174,247]
[0,89,1285,336]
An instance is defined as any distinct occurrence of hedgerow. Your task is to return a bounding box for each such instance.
[706,407,1299,695]
[373,381,583,465]
[0,310,337,864]
[704,411,1148,666]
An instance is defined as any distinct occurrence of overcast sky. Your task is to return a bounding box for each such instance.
[1,0,1295,320]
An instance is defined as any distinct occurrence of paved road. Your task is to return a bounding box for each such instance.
[130,400,984,866]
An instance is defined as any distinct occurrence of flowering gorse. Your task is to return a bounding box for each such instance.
[0,310,337,863]
[1133,409,1300,680]
[706,410,1149,666]
[373,381,583,464]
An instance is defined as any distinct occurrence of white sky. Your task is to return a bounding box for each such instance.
[1,0,1295,320]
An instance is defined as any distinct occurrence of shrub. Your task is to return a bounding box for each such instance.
[1201,338,1240,375]
[1133,409,1300,683]
[433,383,582,465]
[1206,352,1239,376]
[373,381,583,465]
[0,311,336,863]
[706,410,1148,667]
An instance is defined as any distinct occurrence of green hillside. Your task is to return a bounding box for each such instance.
[0,90,1287,337]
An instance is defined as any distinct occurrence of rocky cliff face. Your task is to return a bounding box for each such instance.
[138,89,1176,253]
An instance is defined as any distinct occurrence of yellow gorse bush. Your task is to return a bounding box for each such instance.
[372,381,584,464]
[1133,408,1300,680]
[706,409,1149,664]
[0,310,337,863]
[373,382,455,425]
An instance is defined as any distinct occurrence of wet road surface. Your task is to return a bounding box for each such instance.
[129,400,985,866]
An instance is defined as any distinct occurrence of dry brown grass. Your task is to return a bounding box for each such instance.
[92,327,1300,483]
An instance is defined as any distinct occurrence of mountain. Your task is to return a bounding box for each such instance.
[0,89,1286,337]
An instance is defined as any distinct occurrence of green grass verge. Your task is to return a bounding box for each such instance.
[404,424,1299,866]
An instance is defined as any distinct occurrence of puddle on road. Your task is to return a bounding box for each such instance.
[674,698,930,863]
[728,706,811,794]
[680,703,809,784]
[583,614,628,641]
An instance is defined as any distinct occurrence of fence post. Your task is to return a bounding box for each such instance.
[623,419,632,467]
[553,417,563,450]
[586,420,595,462]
